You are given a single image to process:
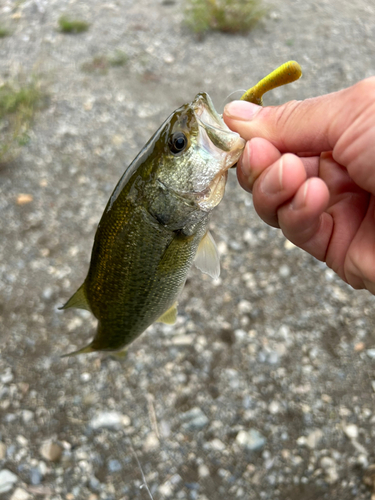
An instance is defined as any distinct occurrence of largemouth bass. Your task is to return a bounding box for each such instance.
[61,62,302,356]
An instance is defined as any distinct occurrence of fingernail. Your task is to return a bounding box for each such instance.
[292,180,309,210]
[224,101,261,121]
[262,157,284,194]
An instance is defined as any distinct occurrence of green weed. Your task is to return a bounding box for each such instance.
[0,26,11,38]
[0,80,44,163]
[81,50,128,74]
[58,16,90,34]
[81,55,109,74]
[185,0,266,35]
[108,49,128,67]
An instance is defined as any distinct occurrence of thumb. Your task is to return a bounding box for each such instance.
[223,78,375,156]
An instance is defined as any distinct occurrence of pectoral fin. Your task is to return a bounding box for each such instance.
[59,283,92,312]
[194,231,220,279]
[157,302,178,325]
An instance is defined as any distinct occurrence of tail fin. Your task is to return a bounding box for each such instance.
[59,283,92,312]
[61,343,95,358]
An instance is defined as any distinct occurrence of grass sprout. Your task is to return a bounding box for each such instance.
[185,0,266,35]
[58,16,90,34]
[0,79,45,163]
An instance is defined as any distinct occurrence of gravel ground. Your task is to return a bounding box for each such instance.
[1,0,375,499]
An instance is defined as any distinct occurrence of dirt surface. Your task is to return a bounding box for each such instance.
[1,0,375,499]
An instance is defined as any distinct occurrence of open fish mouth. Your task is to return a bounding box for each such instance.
[193,92,245,164]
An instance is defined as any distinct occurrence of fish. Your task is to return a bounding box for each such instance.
[61,92,245,355]
[61,61,302,356]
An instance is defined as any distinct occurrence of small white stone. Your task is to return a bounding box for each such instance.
[89,411,124,430]
[143,432,159,452]
[16,436,28,447]
[158,482,173,497]
[164,54,174,64]
[344,424,359,439]
[217,241,228,255]
[296,436,307,446]
[10,488,30,500]
[80,372,91,382]
[366,348,375,359]
[236,429,266,451]
[22,410,34,424]
[208,439,226,451]
[305,429,323,449]
[279,265,291,277]
[268,401,281,415]
[237,300,252,314]
[0,370,13,384]
[0,469,18,494]
[198,464,210,478]
[171,334,195,345]
[320,457,339,484]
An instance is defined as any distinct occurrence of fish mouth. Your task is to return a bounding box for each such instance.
[193,92,245,166]
[190,93,245,210]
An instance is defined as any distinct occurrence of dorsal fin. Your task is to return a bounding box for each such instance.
[59,283,91,312]
[194,231,220,279]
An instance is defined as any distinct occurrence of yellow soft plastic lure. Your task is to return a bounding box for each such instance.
[240,60,302,105]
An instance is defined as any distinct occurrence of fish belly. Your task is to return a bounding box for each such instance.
[84,203,207,352]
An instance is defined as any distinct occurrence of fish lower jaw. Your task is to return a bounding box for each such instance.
[196,172,228,212]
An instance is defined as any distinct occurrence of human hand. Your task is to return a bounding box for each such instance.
[223,77,375,294]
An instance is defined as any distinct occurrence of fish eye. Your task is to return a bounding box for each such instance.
[169,132,188,155]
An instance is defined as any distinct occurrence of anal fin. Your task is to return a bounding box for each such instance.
[194,231,220,279]
[156,302,178,325]
[61,343,95,358]
[59,283,92,312]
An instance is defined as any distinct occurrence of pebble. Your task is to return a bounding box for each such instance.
[39,441,63,462]
[268,401,281,415]
[0,442,6,460]
[158,482,173,497]
[366,348,375,359]
[207,439,226,451]
[143,432,160,452]
[237,300,252,314]
[320,456,339,484]
[198,464,210,478]
[0,469,18,494]
[30,467,42,485]
[16,194,33,205]
[344,424,359,440]
[21,410,34,424]
[10,488,30,500]
[181,407,209,431]
[0,369,13,384]
[243,229,259,247]
[107,459,122,472]
[89,411,128,430]
[236,429,266,451]
[279,264,291,278]
[305,429,324,449]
